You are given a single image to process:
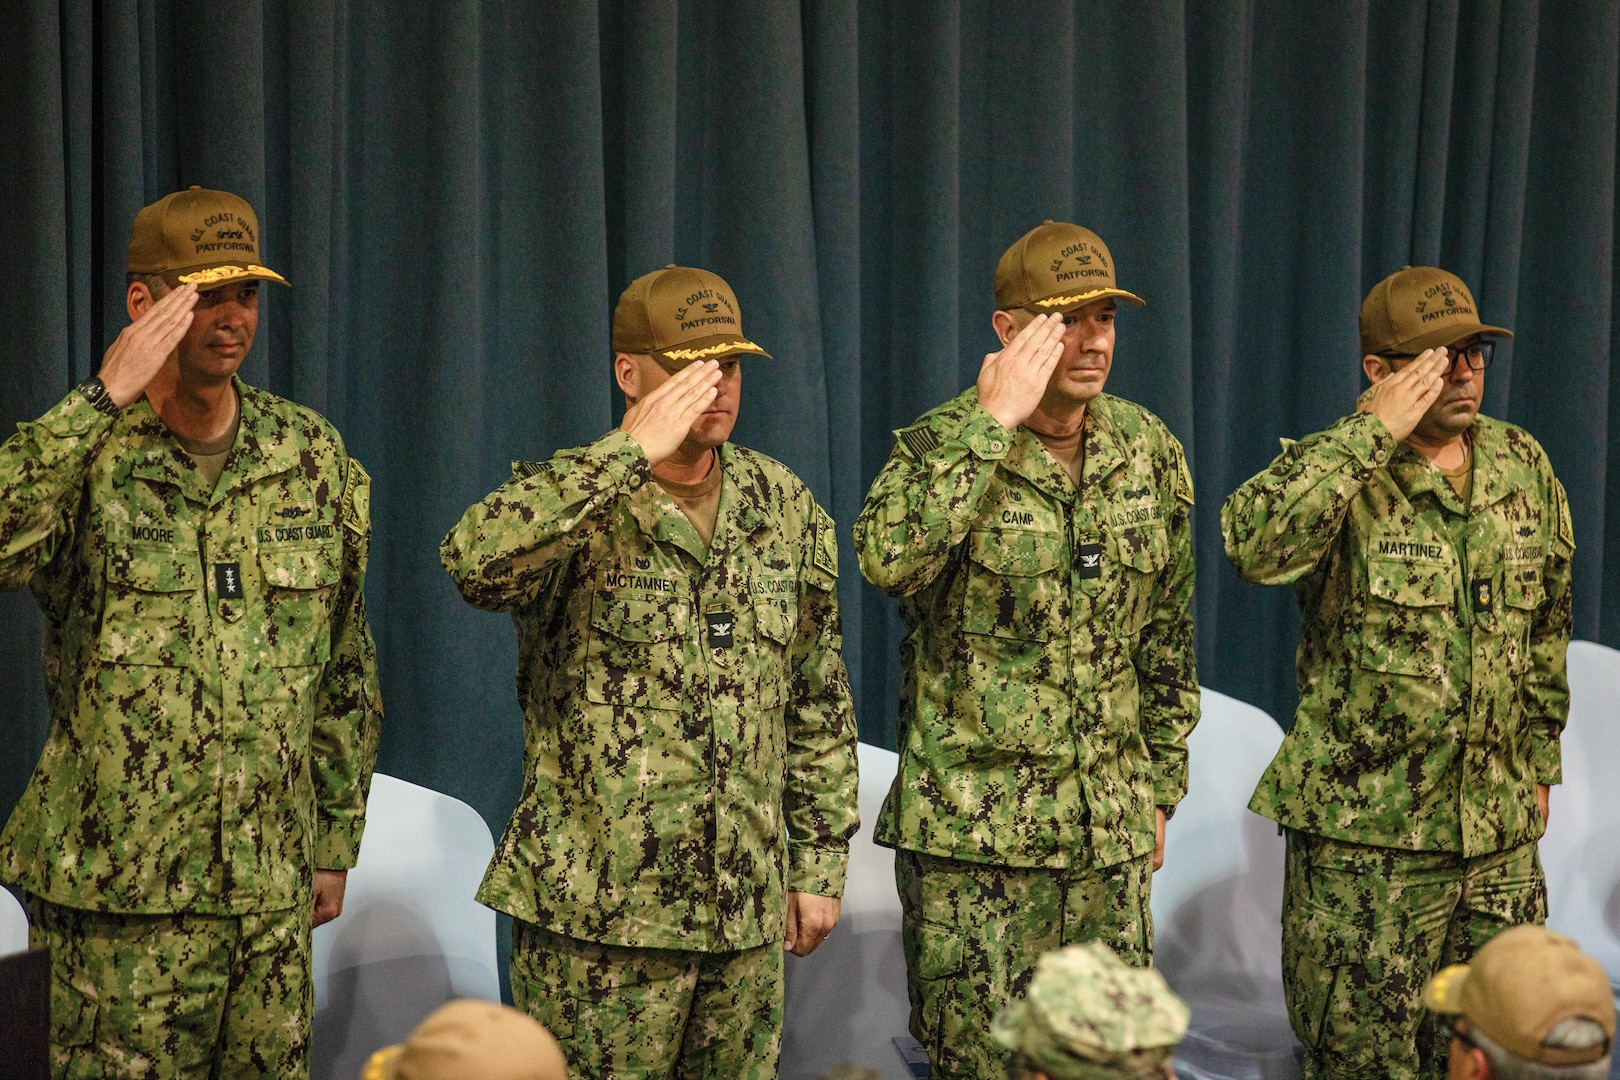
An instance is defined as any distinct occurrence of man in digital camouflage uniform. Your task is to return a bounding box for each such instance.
[853,221,1199,1080]
[441,264,859,1078]
[991,942,1189,1080]
[0,187,382,1078]
[1222,266,1573,1080]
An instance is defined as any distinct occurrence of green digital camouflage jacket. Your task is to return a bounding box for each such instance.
[0,380,382,914]
[1222,410,1573,855]
[854,389,1199,870]
[440,430,859,951]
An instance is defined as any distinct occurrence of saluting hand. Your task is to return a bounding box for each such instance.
[977,313,1067,432]
[1357,347,1451,443]
[99,282,199,408]
[620,359,722,466]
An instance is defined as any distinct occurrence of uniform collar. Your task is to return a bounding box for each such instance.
[1003,396,1128,504]
[126,377,300,503]
[1387,417,1513,513]
[626,443,769,564]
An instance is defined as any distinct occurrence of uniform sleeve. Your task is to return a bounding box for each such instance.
[1525,467,1575,785]
[441,429,651,611]
[311,457,384,869]
[853,402,1012,596]
[783,501,861,897]
[0,390,120,592]
[1138,441,1200,810]
[1221,411,1399,586]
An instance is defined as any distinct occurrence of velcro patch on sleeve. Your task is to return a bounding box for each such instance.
[342,459,372,535]
[898,426,941,460]
[811,505,839,581]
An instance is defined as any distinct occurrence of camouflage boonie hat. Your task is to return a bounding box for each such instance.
[1424,925,1615,1067]
[360,999,567,1080]
[127,186,289,289]
[612,264,772,371]
[1359,266,1512,357]
[994,221,1145,314]
[991,943,1189,1080]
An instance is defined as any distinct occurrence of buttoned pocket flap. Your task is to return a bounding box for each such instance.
[1366,556,1450,607]
[967,528,1063,576]
[259,545,341,590]
[110,546,203,593]
[1114,523,1170,574]
[591,594,689,643]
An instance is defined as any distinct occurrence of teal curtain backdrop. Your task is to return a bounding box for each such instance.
[3,0,1618,986]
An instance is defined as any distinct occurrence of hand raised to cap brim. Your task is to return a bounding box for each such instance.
[99,282,200,408]
[1357,346,1450,443]
[620,358,722,466]
[977,313,1066,432]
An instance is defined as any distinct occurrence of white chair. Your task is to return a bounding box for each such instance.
[310,773,499,1080]
[1153,688,1301,1080]
[781,742,915,1080]
[1542,640,1620,993]
[0,887,28,956]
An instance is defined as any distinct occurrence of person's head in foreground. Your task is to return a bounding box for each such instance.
[1425,925,1615,1080]
[361,999,568,1080]
[991,941,1189,1080]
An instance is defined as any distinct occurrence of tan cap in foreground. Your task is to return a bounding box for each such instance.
[360,1000,567,1080]
[994,221,1145,315]
[1359,265,1512,357]
[612,264,772,370]
[991,942,1188,1080]
[1424,925,1615,1066]
[127,186,288,289]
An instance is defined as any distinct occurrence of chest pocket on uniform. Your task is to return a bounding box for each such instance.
[100,545,204,667]
[752,589,797,709]
[258,544,340,667]
[961,528,1065,641]
[1361,555,1451,679]
[586,592,691,711]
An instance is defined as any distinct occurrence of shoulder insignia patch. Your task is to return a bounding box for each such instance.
[342,459,372,535]
[511,460,546,480]
[1175,449,1195,506]
[899,426,941,460]
[1556,481,1576,555]
[811,506,839,580]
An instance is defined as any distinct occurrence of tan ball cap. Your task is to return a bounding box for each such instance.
[360,1000,567,1080]
[1359,265,1512,356]
[612,264,772,370]
[126,186,289,289]
[1423,925,1615,1066]
[995,221,1145,314]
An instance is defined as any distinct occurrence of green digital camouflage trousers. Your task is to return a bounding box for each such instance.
[1282,831,1547,1080]
[510,920,784,1079]
[896,849,1153,1080]
[24,894,312,1080]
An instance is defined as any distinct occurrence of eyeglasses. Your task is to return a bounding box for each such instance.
[1386,340,1494,372]
[1437,1016,1477,1049]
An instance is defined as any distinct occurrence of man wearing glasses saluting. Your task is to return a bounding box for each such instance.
[1223,266,1575,1080]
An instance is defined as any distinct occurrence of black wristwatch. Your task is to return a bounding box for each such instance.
[76,376,123,417]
